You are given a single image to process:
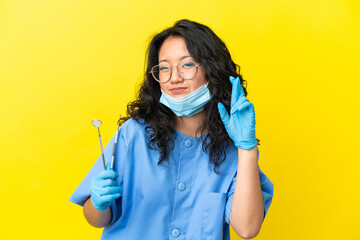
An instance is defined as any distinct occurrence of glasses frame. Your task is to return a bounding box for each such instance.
[150,60,201,83]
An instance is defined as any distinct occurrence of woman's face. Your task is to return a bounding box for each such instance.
[158,36,207,98]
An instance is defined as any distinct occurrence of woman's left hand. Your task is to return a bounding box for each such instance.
[218,76,257,150]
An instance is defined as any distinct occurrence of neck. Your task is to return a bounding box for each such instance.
[174,110,207,137]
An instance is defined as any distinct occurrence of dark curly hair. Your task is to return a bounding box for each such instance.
[120,19,260,174]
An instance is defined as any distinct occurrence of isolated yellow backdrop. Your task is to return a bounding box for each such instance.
[1,0,359,239]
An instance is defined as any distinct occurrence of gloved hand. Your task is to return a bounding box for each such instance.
[217,76,257,150]
[90,163,123,211]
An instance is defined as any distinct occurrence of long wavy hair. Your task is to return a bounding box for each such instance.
[120,19,260,173]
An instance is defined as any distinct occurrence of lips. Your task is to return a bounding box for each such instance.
[170,87,188,94]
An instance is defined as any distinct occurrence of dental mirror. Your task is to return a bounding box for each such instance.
[92,119,106,169]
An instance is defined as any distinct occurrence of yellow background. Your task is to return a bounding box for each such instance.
[1,0,359,239]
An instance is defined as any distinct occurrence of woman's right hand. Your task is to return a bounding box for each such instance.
[90,163,123,211]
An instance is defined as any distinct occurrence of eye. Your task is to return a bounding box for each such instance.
[182,62,196,68]
[159,65,170,71]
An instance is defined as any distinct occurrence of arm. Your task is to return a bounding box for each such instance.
[84,163,122,228]
[83,197,112,228]
[218,76,267,239]
[229,145,264,239]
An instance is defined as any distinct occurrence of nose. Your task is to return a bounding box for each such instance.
[169,66,183,83]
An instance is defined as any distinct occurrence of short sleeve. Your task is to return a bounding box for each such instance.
[258,166,274,218]
[224,148,274,224]
[69,134,118,206]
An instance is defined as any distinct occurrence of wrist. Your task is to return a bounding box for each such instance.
[235,140,257,150]
[237,144,257,152]
[91,196,110,211]
[237,145,258,163]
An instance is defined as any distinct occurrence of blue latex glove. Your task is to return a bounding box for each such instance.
[90,163,123,211]
[218,76,257,150]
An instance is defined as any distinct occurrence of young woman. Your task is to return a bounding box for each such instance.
[70,19,274,240]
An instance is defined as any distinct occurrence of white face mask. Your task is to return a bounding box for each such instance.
[159,83,211,117]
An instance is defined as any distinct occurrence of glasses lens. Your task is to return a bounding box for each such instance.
[152,64,171,82]
[158,63,171,82]
[179,60,197,80]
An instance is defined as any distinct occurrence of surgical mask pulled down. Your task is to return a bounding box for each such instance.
[160,83,211,117]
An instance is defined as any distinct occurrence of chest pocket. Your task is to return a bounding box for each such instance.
[201,192,227,240]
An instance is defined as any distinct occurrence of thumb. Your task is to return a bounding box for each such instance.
[106,162,119,179]
[106,162,111,170]
[217,102,230,127]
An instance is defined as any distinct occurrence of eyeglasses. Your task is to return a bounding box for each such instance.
[150,60,200,83]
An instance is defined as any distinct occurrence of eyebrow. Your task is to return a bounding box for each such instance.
[159,55,192,63]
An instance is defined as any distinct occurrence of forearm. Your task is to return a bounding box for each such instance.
[83,197,112,228]
[230,145,264,239]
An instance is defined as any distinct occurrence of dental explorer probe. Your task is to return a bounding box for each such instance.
[110,115,121,170]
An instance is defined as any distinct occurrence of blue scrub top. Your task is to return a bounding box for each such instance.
[69,118,274,240]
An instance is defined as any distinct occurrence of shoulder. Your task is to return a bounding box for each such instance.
[119,118,148,148]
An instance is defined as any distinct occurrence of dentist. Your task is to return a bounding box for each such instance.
[70,19,274,240]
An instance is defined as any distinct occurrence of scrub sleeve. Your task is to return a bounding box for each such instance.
[69,130,126,225]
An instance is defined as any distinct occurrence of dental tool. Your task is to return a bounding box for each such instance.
[92,119,106,170]
[111,115,121,170]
